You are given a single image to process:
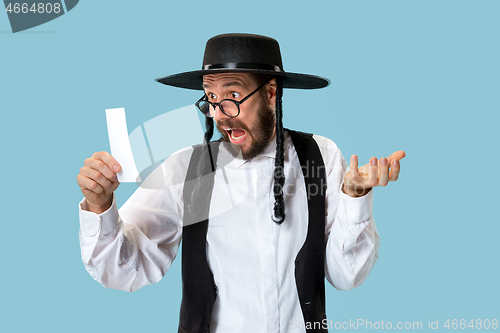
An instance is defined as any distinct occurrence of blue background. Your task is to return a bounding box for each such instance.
[1,0,498,332]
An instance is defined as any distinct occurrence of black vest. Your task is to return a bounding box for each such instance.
[179,130,327,333]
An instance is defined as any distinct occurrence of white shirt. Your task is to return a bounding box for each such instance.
[79,131,380,333]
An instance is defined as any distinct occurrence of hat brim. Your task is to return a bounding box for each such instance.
[155,69,330,90]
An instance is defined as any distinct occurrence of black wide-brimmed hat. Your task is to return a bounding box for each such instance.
[155,33,330,90]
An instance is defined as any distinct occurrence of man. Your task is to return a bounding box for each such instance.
[77,34,404,333]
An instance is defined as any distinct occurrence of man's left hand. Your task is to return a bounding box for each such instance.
[342,151,406,198]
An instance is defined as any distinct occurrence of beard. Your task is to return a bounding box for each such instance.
[216,98,276,160]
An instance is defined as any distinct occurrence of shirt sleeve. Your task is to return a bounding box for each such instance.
[78,149,191,292]
[314,135,380,291]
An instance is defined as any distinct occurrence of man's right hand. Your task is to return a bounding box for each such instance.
[77,151,121,214]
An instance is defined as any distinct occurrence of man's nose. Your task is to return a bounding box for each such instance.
[212,104,228,122]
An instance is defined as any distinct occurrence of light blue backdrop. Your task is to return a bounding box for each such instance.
[1,1,498,332]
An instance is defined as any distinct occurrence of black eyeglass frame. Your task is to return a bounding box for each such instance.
[195,80,269,118]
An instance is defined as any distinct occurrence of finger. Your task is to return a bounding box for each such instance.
[378,157,389,186]
[389,159,401,182]
[77,173,105,195]
[92,151,121,174]
[80,165,114,193]
[85,156,118,182]
[83,159,117,183]
[110,178,121,193]
[368,157,378,186]
[350,155,359,179]
[388,150,406,163]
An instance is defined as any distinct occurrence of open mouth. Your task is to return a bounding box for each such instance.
[225,128,247,144]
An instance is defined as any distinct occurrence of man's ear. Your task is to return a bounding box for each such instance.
[266,78,278,109]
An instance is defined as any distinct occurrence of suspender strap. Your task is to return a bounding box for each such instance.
[288,129,328,333]
[179,142,220,333]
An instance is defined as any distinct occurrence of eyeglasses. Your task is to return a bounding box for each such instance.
[195,81,269,118]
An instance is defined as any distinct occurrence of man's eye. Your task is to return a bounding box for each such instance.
[208,93,217,100]
[231,92,240,99]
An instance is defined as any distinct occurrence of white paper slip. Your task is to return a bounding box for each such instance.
[105,108,142,182]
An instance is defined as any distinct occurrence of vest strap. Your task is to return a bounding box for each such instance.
[180,141,220,333]
[288,129,328,333]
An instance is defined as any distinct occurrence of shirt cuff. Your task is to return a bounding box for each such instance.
[339,183,373,224]
[79,194,120,237]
